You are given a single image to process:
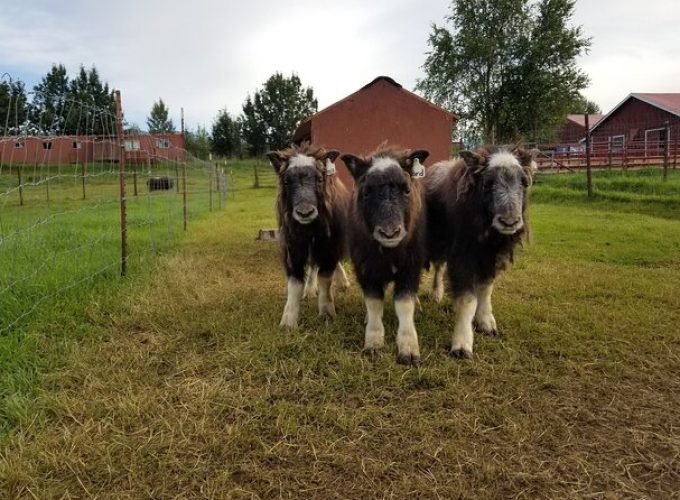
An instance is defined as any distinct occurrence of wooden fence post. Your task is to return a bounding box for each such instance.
[663,121,670,181]
[253,164,260,188]
[115,90,128,276]
[585,113,592,198]
[17,164,24,206]
[182,162,188,231]
[81,162,86,200]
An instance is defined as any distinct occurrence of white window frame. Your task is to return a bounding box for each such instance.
[124,139,140,151]
[14,142,24,149]
[610,135,625,152]
[73,141,82,149]
[156,139,171,149]
[43,141,53,150]
[644,127,666,155]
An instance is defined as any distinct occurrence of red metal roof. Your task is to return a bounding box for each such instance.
[566,114,603,127]
[631,93,680,117]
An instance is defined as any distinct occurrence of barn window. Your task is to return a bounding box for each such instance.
[14,142,24,149]
[610,135,624,152]
[43,141,53,150]
[644,128,667,155]
[124,139,140,151]
[156,139,170,149]
[73,141,82,149]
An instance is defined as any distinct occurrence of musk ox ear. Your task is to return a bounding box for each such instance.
[340,153,369,180]
[321,149,340,163]
[400,149,429,178]
[459,150,487,173]
[266,151,285,174]
[513,147,538,182]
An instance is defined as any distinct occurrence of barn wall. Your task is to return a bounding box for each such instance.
[592,99,680,142]
[559,121,586,143]
[309,80,454,187]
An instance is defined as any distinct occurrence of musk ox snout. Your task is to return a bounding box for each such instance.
[492,213,523,235]
[373,223,406,248]
[292,203,318,224]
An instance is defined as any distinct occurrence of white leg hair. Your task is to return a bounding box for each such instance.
[279,278,304,329]
[474,282,497,335]
[395,295,420,365]
[430,262,446,303]
[364,297,385,351]
[317,274,336,318]
[302,266,319,299]
[450,292,477,358]
[333,262,350,291]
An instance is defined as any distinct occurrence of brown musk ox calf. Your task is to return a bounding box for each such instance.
[267,143,350,329]
[341,146,429,366]
[425,146,536,359]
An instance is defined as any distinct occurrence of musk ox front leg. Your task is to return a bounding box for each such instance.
[302,265,319,298]
[474,282,497,336]
[280,277,304,329]
[450,291,477,359]
[364,295,385,352]
[395,294,420,366]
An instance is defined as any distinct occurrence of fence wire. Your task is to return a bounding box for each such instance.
[0,76,228,334]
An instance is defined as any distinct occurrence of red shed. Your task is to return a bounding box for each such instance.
[590,93,680,157]
[292,76,457,187]
[558,114,603,143]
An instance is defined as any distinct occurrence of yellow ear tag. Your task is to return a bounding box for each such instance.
[325,158,336,176]
[412,158,425,178]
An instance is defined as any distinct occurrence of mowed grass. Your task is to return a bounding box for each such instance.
[1,166,679,498]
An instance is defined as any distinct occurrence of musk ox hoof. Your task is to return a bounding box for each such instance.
[474,322,498,337]
[318,303,336,319]
[449,348,473,359]
[362,347,382,358]
[396,353,421,366]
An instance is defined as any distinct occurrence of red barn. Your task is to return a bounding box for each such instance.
[590,93,680,160]
[559,114,603,143]
[292,76,457,187]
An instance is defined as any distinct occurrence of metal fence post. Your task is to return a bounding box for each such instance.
[81,162,86,200]
[585,113,592,198]
[182,162,188,231]
[115,90,128,276]
[663,121,670,181]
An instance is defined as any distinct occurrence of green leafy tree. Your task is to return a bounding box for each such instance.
[146,98,175,133]
[240,72,317,155]
[0,79,29,134]
[31,64,70,133]
[417,0,591,143]
[211,109,241,157]
[186,125,212,160]
[65,65,115,134]
[571,93,601,114]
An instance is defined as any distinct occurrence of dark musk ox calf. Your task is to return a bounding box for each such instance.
[425,146,536,359]
[341,146,429,365]
[267,143,350,329]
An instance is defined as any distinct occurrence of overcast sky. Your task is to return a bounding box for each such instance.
[1,0,679,131]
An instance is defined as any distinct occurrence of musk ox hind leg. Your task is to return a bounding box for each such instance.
[280,277,305,329]
[363,295,385,354]
[474,282,498,336]
[450,291,477,359]
[430,261,446,303]
[317,271,336,319]
[333,262,350,291]
[395,294,420,366]
[302,265,319,299]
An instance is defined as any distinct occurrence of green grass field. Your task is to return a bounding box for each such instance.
[1,165,679,497]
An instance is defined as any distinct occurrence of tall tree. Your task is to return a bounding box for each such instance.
[186,125,212,160]
[65,65,115,134]
[571,93,601,114]
[211,109,241,157]
[147,98,175,133]
[0,79,29,134]
[417,0,591,143]
[31,64,70,134]
[240,72,317,155]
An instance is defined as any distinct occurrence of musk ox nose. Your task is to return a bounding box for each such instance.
[376,225,403,240]
[293,203,318,223]
[498,215,521,228]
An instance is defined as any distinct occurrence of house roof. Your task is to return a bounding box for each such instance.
[292,76,457,142]
[566,114,603,128]
[590,93,680,133]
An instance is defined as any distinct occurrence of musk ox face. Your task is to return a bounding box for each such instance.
[461,148,534,236]
[342,149,429,248]
[268,149,339,225]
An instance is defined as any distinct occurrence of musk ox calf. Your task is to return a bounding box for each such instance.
[267,143,350,329]
[426,146,535,358]
[341,146,429,365]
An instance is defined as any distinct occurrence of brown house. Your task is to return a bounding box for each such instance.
[558,114,603,143]
[292,76,457,186]
[0,133,185,166]
[589,93,680,158]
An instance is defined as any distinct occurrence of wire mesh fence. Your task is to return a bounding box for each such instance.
[0,75,228,334]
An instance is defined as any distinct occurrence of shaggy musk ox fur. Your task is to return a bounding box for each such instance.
[341,145,429,365]
[267,143,350,329]
[425,145,536,359]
